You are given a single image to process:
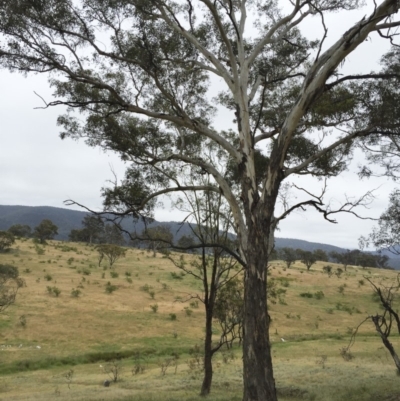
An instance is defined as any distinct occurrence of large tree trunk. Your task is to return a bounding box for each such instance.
[241,189,279,401]
[242,251,277,401]
[201,309,214,396]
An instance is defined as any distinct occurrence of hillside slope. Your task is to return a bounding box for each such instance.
[1,204,399,268]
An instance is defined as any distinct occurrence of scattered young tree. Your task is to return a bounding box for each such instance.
[279,248,297,269]
[142,226,173,257]
[169,187,243,396]
[2,2,400,399]
[103,224,126,246]
[298,250,318,271]
[0,264,24,312]
[8,224,31,238]
[344,275,400,373]
[362,189,400,256]
[68,228,90,243]
[97,244,126,268]
[33,219,58,244]
[0,231,15,253]
[82,215,105,244]
[330,250,352,270]
[176,235,196,253]
[69,215,105,244]
[313,249,329,263]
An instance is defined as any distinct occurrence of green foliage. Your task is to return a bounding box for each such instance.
[55,244,78,253]
[169,313,177,321]
[279,248,297,269]
[97,244,126,268]
[44,273,52,281]
[33,220,58,244]
[267,278,287,304]
[0,231,15,252]
[0,264,23,312]
[7,224,31,238]
[110,271,119,278]
[335,302,361,315]
[300,291,324,300]
[150,304,158,313]
[298,250,317,270]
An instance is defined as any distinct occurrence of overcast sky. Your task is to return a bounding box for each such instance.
[0,2,397,250]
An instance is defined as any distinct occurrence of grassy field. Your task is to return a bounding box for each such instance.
[0,239,399,400]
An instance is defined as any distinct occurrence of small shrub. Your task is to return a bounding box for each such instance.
[110,271,119,278]
[19,315,27,327]
[315,355,328,369]
[81,268,91,276]
[336,268,344,278]
[338,284,346,295]
[52,287,61,297]
[47,286,61,297]
[126,277,133,284]
[184,308,193,317]
[339,347,354,361]
[125,271,132,277]
[170,272,183,280]
[323,265,333,277]
[71,288,81,298]
[149,290,156,299]
[140,284,152,292]
[190,300,199,309]
[314,291,325,300]
[44,273,52,281]
[169,313,177,321]
[105,281,118,294]
[23,268,31,274]
[358,279,365,286]
[299,292,313,298]
[150,304,158,313]
[35,245,45,255]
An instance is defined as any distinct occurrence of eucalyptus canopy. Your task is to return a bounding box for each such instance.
[1,1,400,400]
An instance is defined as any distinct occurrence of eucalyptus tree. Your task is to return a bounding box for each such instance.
[362,189,400,256]
[1,1,400,400]
[33,219,58,244]
[169,180,242,396]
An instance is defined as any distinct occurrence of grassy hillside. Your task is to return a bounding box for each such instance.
[0,239,399,401]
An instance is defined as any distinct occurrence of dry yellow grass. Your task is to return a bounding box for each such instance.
[0,239,399,400]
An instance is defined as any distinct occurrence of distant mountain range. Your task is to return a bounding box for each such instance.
[1,204,399,268]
